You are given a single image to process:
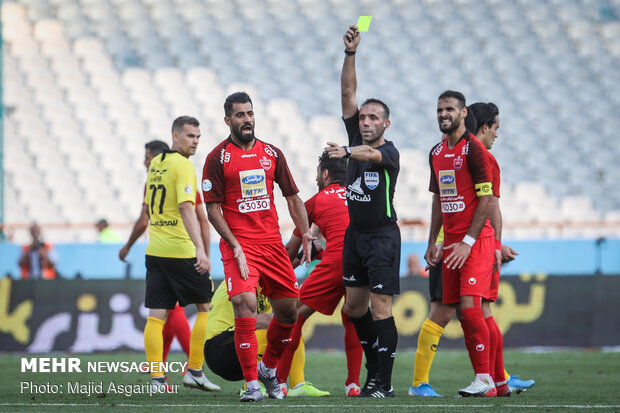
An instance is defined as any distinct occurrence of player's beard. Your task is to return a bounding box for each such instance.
[439,114,462,134]
[233,123,255,143]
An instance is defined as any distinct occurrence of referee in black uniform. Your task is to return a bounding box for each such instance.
[325,25,401,398]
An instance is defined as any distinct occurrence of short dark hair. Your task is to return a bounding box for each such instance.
[438,90,466,109]
[361,98,390,120]
[469,102,499,134]
[464,106,478,134]
[318,151,346,185]
[144,140,170,156]
[171,116,199,133]
[224,92,253,117]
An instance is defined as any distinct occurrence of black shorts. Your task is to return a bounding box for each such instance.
[145,255,214,309]
[342,224,401,295]
[429,259,443,302]
[204,330,243,381]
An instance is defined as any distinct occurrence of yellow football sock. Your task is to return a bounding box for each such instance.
[188,312,209,370]
[413,318,444,387]
[144,317,165,378]
[504,369,510,382]
[256,329,268,361]
[289,337,306,388]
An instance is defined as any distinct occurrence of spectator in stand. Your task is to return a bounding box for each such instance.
[18,222,57,279]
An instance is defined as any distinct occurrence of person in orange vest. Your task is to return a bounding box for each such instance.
[18,222,57,279]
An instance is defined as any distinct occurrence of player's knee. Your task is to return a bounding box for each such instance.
[342,301,366,318]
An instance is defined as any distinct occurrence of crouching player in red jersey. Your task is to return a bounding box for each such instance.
[427,91,496,396]
[277,152,364,397]
[469,102,535,395]
[202,92,313,402]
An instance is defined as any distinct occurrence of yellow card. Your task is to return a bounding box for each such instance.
[356,16,372,32]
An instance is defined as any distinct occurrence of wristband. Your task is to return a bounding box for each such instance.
[343,146,352,158]
[344,49,356,55]
[495,239,502,251]
[462,235,476,247]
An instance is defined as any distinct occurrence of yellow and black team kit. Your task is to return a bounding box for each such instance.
[144,150,213,309]
[203,282,272,381]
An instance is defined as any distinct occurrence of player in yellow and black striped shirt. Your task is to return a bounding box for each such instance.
[143,116,217,392]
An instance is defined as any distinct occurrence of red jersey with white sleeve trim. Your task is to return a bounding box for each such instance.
[202,137,299,244]
[293,183,349,262]
[429,131,494,239]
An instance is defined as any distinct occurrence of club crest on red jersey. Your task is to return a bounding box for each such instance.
[454,156,463,171]
[259,156,272,171]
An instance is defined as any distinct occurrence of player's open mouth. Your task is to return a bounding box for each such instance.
[440,119,451,127]
[242,125,252,133]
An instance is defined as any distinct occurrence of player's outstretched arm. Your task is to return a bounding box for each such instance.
[285,194,315,265]
[179,201,209,274]
[342,25,360,119]
[119,204,149,262]
[206,203,249,279]
[489,196,502,272]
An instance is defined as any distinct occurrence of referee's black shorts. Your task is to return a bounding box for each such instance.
[342,224,401,295]
[145,255,214,309]
[428,259,443,302]
[204,330,243,381]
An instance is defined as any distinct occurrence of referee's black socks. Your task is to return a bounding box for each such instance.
[350,308,379,379]
[374,316,398,388]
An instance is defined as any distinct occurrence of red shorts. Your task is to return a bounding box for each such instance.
[442,235,494,305]
[488,269,500,302]
[220,240,299,300]
[300,257,345,316]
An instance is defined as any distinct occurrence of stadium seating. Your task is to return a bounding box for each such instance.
[2,0,619,243]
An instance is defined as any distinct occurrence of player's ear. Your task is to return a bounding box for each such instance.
[224,116,231,127]
[383,119,390,129]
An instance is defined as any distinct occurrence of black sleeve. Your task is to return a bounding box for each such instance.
[343,112,362,146]
[377,141,399,171]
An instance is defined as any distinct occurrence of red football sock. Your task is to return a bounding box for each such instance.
[262,317,295,369]
[235,317,259,382]
[461,307,490,375]
[342,310,362,386]
[487,316,505,383]
[485,316,498,381]
[162,319,174,363]
[166,305,191,359]
[276,314,306,384]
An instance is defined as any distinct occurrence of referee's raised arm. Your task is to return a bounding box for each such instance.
[341,25,360,119]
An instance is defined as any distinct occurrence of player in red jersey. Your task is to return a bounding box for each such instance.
[276,152,363,397]
[202,92,313,402]
[427,91,496,397]
[469,102,534,395]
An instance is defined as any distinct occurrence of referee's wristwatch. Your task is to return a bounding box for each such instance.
[343,146,352,158]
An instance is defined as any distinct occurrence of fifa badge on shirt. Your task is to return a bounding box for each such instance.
[364,172,379,190]
[453,156,463,171]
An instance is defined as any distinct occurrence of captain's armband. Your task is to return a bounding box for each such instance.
[475,182,493,197]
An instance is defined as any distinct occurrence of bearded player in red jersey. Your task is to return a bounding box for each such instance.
[427,91,496,396]
[276,152,363,397]
[202,92,313,403]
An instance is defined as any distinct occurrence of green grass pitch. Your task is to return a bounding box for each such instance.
[1,349,619,412]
